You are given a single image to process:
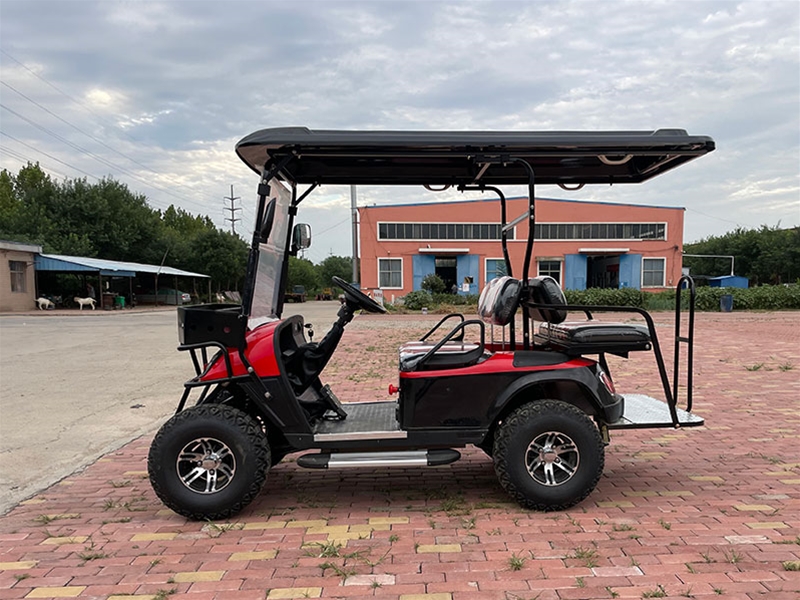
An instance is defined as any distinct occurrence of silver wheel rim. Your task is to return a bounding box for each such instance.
[525,431,579,486]
[177,437,236,494]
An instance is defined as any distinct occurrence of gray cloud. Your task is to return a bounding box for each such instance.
[1,0,797,258]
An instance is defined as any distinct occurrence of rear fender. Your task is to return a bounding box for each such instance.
[485,367,611,440]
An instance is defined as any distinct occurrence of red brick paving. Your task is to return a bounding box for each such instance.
[1,311,798,599]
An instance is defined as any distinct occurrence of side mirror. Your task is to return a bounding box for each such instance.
[291,223,312,254]
[259,199,276,243]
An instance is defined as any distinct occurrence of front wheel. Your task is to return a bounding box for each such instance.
[148,404,270,520]
[493,400,604,511]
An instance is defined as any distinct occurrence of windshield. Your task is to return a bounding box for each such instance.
[250,179,292,327]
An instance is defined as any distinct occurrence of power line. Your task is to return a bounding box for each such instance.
[0,79,212,202]
[1,48,142,146]
[0,102,210,212]
[0,144,71,180]
[0,49,220,218]
[1,130,101,180]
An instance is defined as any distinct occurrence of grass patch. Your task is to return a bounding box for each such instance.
[572,546,599,568]
[642,584,667,598]
[508,553,526,571]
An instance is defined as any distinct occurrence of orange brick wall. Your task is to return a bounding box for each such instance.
[358,196,684,298]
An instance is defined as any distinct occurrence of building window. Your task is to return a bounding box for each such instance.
[378,258,402,288]
[485,258,508,282]
[9,260,27,293]
[378,222,514,241]
[642,258,666,287]
[538,260,562,284]
[533,222,666,240]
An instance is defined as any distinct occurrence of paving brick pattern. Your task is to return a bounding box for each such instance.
[1,311,798,599]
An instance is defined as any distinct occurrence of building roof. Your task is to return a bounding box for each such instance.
[35,254,209,279]
[0,240,43,254]
[358,195,685,212]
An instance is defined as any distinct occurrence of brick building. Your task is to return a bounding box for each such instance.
[358,196,684,298]
[0,240,41,312]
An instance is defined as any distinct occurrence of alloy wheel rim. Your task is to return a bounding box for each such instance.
[525,431,579,486]
[176,437,236,494]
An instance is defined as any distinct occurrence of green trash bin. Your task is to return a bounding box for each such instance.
[114,295,126,309]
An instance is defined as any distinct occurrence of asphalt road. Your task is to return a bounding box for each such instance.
[0,301,342,514]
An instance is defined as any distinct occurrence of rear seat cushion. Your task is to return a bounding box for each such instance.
[537,321,651,354]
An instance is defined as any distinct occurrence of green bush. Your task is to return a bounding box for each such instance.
[564,287,646,308]
[432,293,479,306]
[421,273,446,294]
[644,284,800,311]
[403,290,433,311]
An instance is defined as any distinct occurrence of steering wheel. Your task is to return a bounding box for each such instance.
[332,276,387,314]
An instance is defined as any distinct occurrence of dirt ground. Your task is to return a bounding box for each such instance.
[0,309,798,599]
[0,302,342,515]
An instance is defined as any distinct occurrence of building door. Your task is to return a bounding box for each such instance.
[412,255,436,291]
[435,257,457,292]
[618,254,642,289]
[456,255,479,294]
[587,255,620,289]
[564,254,587,290]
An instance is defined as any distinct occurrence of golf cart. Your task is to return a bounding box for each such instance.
[148,128,715,520]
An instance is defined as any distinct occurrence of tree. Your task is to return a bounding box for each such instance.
[287,256,319,292]
[189,229,248,291]
[316,255,352,287]
[684,225,800,285]
[0,164,250,292]
[421,273,446,294]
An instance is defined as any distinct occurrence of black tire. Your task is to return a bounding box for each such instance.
[148,404,270,520]
[493,400,604,511]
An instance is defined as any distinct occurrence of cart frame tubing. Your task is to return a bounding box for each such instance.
[673,275,696,413]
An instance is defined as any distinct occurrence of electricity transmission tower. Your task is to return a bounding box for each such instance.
[224,185,241,235]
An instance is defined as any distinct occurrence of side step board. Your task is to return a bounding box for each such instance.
[297,449,461,469]
[608,393,704,429]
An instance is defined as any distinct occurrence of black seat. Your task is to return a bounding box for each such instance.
[399,339,484,371]
[398,276,521,372]
[526,276,651,357]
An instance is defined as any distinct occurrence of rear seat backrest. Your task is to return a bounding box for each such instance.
[478,276,522,326]
[527,276,568,324]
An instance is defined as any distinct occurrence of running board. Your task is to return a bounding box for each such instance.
[608,393,704,429]
[296,449,461,469]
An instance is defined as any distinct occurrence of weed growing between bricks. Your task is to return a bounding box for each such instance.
[0,311,798,599]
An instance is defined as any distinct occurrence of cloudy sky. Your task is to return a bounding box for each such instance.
[1,0,798,263]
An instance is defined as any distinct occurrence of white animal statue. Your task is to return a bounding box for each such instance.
[36,297,54,310]
[74,296,97,310]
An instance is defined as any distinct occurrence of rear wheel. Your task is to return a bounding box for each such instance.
[148,404,270,520]
[493,400,604,511]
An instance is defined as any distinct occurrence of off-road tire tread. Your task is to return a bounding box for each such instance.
[493,399,604,511]
[148,404,270,521]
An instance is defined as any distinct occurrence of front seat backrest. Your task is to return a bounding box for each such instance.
[527,276,568,324]
[478,276,522,326]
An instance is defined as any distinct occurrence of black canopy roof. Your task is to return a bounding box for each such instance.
[235,127,715,186]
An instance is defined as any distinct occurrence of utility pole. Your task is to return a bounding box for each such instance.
[224,185,241,235]
[351,185,359,285]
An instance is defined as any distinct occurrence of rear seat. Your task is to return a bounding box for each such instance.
[398,276,522,372]
[526,276,652,357]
